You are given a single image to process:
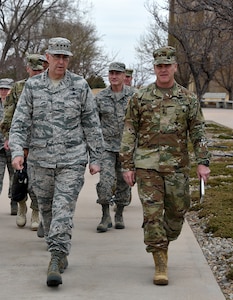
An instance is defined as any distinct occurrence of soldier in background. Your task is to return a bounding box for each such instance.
[94,62,134,233]
[119,46,211,285]
[124,68,133,86]
[39,55,49,70]
[0,54,44,230]
[0,78,15,214]
[9,37,103,287]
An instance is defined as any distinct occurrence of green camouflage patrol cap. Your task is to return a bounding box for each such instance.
[0,78,14,89]
[45,37,73,56]
[153,46,176,65]
[26,54,44,71]
[109,62,126,72]
[125,69,133,77]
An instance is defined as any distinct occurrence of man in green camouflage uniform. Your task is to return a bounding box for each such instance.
[0,78,15,214]
[94,62,135,232]
[0,54,44,230]
[119,46,211,285]
[124,68,134,87]
[9,37,103,287]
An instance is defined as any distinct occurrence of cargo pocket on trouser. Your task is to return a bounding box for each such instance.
[163,172,190,241]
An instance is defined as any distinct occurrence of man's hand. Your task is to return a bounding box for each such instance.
[122,170,136,187]
[197,164,210,183]
[4,139,10,150]
[89,164,101,175]
[12,156,24,170]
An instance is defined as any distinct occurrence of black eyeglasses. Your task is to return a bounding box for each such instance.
[50,54,70,61]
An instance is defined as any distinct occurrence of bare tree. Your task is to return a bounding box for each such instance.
[132,61,155,88]
[174,0,233,34]
[40,17,109,78]
[214,65,233,100]
[173,0,233,97]
[0,0,68,79]
[0,0,62,61]
[135,18,168,86]
[0,0,111,81]
[138,0,232,99]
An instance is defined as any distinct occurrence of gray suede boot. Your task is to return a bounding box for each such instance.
[47,251,67,287]
[37,221,44,238]
[115,205,125,229]
[97,204,112,232]
[10,201,18,215]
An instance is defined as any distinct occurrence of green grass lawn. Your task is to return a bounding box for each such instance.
[189,122,233,238]
[189,122,233,280]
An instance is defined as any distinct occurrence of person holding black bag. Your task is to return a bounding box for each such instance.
[0,78,16,214]
[0,55,44,230]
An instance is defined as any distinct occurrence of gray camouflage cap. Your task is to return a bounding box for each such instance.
[45,37,73,56]
[109,62,126,72]
[0,78,14,89]
[26,54,44,71]
[153,46,176,65]
[39,55,48,62]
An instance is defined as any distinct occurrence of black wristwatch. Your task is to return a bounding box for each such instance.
[199,160,210,167]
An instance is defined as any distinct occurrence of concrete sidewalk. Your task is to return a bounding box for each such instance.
[0,107,228,300]
[203,107,233,129]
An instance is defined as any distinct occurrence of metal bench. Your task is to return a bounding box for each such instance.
[224,100,233,109]
[201,92,227,108]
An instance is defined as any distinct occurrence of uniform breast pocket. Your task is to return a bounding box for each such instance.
[99,105,116,128]
[166,104,187,124]
[160,104,185,133]
[100,104,115,116]
[33,100,49,121]
[64,99,81,129]
[174,105,188,125]
[140,102,159,123]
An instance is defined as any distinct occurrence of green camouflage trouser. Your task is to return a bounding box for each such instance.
[28,164,86,255]
[96,150,131,206]
[0,148,14,197]
[136,168,190,253]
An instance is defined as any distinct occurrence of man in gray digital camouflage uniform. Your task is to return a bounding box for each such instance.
[119,46,211,285]
[9,37,103,287]
[0,54,44,230]
[94,62,135,232]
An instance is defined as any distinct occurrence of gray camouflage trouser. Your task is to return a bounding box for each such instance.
[136,168,190,253]
[22,185,38,211]
[96,150,131,206]
[28,164,86,255]
[0,148,14,198]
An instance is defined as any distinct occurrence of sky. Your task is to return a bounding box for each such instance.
[90,0,157,69]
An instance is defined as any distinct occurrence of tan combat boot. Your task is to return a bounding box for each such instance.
[97,204,112,232]
[31,209,39,231]
[152,249,168,285]
[16,200,27,227]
